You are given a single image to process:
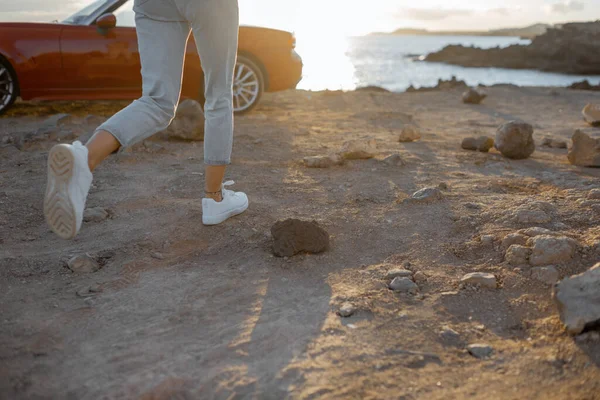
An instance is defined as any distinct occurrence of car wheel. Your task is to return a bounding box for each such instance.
[233,55,264,114]
[0,58,18,115]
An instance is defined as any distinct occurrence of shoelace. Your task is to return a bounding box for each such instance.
[222,181,236,197]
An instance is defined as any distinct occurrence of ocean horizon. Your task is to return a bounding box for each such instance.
[296,34,600,92]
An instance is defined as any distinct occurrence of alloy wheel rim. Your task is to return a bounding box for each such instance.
[0,66,14,109]
[233,62,259,112]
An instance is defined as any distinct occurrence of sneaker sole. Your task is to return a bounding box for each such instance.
[202,199,249,226]
[44,145,77,239]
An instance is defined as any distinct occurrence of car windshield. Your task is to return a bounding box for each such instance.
[63,0,110,24]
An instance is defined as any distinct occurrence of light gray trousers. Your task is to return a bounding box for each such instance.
[95,0,239,165]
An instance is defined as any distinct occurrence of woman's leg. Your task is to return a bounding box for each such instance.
[85,13,191,169]
[185,0,239,199]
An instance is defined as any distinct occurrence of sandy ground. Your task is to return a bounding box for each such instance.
[1,86,600,399]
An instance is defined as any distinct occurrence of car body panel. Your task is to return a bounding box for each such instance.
[0,1,302,104]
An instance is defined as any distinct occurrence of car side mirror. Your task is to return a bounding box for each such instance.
[96,13,117,30]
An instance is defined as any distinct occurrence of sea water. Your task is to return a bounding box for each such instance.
[296,34,600,92]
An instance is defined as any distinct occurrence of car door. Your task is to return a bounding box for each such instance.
[59,2,141,99]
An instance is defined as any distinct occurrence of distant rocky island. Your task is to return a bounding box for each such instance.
[370,23,550,39]
[424,21,600,75]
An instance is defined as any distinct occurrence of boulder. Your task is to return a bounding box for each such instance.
[162,99,205,141]
[495,121,535,159]
[382,153,405,166]
[568,129,600,167]
[339,138,378,159]
[554,263,600,335]
[398,125,421,142]
[271,219,329,257]
[461,136,494,152]
[338,302,357,317]
[529,235,578,266]
[502,233,529,249]
[462,88,487,105]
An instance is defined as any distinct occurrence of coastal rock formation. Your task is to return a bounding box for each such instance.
[406,76,468,93]
[569,80,600,91]
[425,22,600,75]
[568,130,600,167]
[495,121,535,159]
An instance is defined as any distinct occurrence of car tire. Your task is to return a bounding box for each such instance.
[0,57,18,115]
[232,55,264,115]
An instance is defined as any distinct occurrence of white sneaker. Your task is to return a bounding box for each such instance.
[202,181,249,225]
[44,141,93,239]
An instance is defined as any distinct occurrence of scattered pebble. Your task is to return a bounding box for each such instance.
[67,255,100,274]
[413,271,428,284]
[554,263,600,335]
[505,245,532,266]
[531,266,559,285]
[514,209,551,224]
[467,343,494,359]
[462,88,487,105]
[568,129,600,167]
[461,272,497,289]
[495,121,535,160]
[389,277,419,294]
[151,252,165,260]
[339,138,378,160]
[461,136,494,152]
[404,187,443,204]
[541,137,568,149]
[303,154,344,168]
[271,219,330,257]
[382,153,405,166]
[83,207,109,223]
[502,233,528,249]
[439,326,464,347]
[588,189,600,200]
[338,302,357,318]
[385,269,413,279]
[398,125,421,142]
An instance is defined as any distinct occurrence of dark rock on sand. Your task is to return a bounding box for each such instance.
[495,121,535,159]
[554,263,600,335]
[568,130,600,167]
[271,219,330,257]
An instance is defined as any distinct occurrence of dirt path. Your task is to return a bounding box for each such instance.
[1,87,599,399]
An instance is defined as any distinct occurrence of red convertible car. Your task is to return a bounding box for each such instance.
[0,0,302,114]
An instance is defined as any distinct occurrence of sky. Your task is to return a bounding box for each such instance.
[1,0,599,36]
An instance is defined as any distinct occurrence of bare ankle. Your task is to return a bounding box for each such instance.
[205,190,223,202]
